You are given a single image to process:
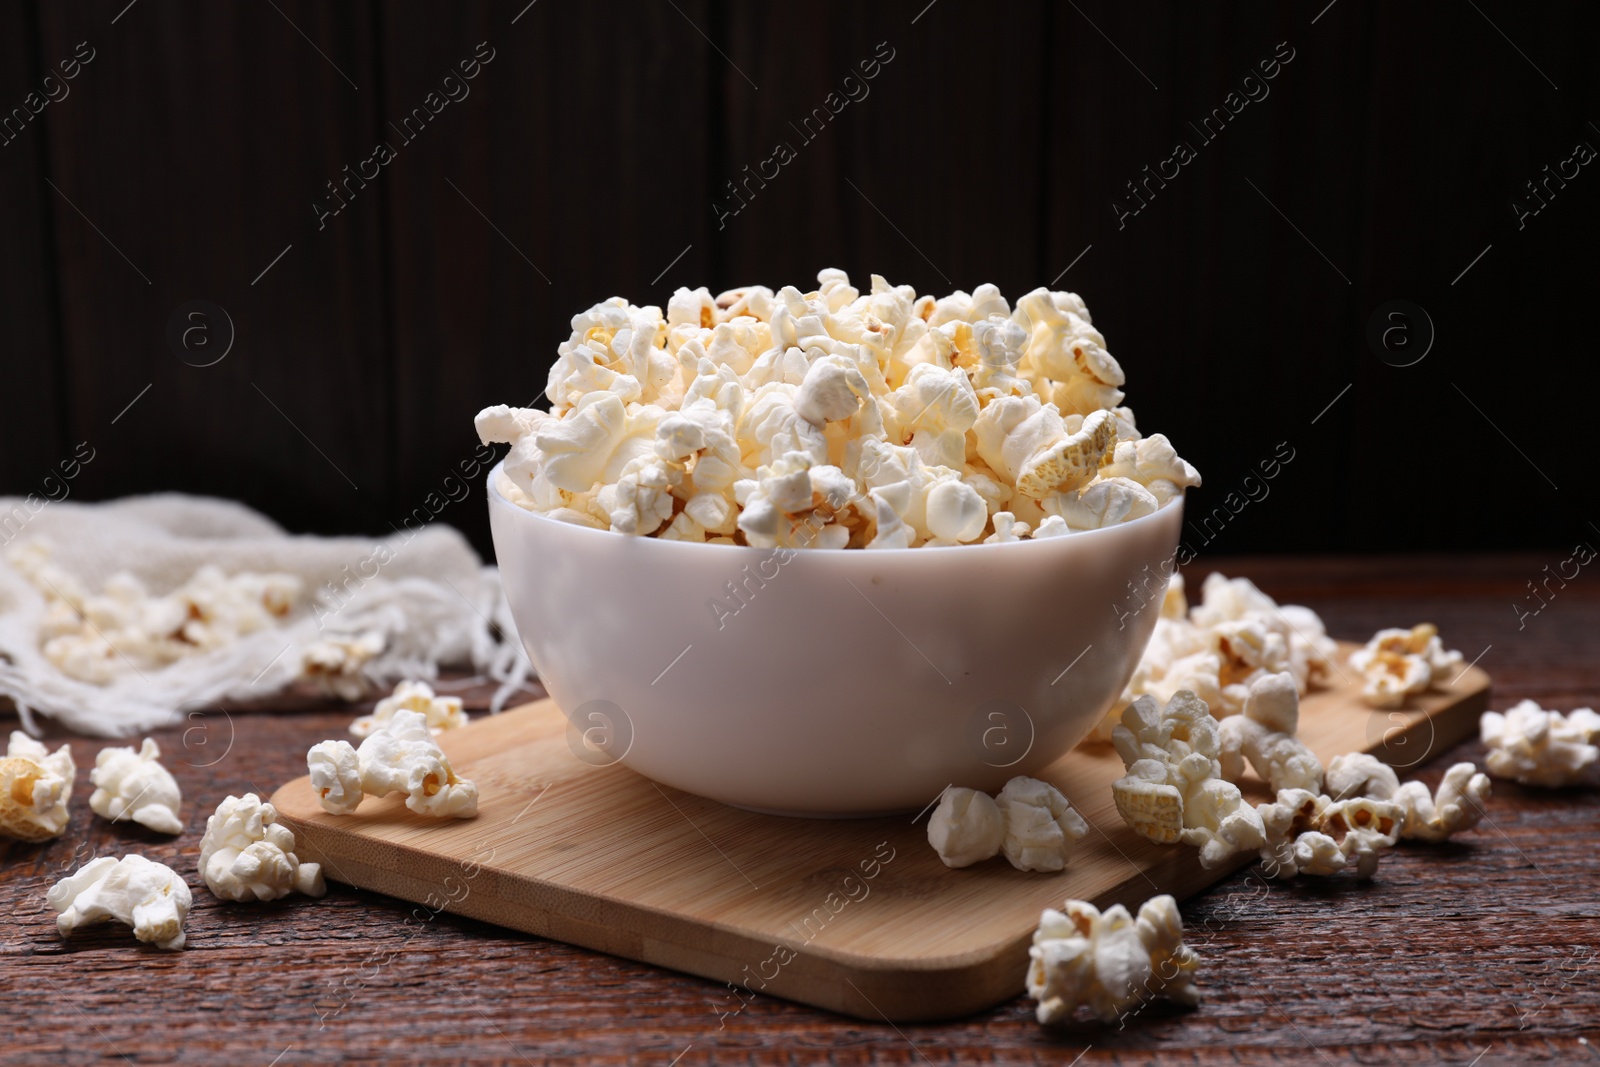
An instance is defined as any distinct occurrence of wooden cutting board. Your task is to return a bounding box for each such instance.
[271,645,1489,1022]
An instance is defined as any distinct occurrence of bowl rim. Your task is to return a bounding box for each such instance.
[486,459,1185,555]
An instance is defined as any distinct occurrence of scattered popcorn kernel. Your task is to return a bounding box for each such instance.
[1393,763,1491,842]
[1111,691,1264,869]
[1217,672,1324,795]
[1291,831,1348,877]
[995,776,1089,873]
[1257,789,1402,879]
[1095,572,1337,740]
[1480,700,1600,787]
[199,793,325,901]
[0,732,75,842]
[1324,752,1399,801]
[89,738,183,835]
[47,854,191,950]
[1320,797,1403,878]
[350,679,468,739]
[308,739,365,815]
[337,734,476,817]
[1350,624,1463,708]
[1180,776,1267,870]
[312,710,477,818]
[478,270,1199,548]
[300,630,386,701]
[1027,895,1200,1025]
[926,786,1004,868]
[1256,788,1322,877]
[1111,759,1185,844]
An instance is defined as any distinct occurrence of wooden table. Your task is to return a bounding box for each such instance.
[3,556,1596,1065]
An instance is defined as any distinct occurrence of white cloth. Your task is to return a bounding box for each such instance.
[0,493,530,736]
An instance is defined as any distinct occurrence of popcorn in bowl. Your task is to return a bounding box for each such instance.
[477,269,1198,548]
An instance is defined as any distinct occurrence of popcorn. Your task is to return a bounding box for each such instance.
[1324,752,1400,801]
[1393,763,1491,842]
[1045,476,1159,531]
[926,778,1090,872]
[1098,572,1337,740]
[1217,672,1324,795]
[356,711,478,817]
[0,731,75,841]
[1099,434,1202,504]
[982,511,1030,544]
[926,786,1004,868]
[995,776,1090,872]
[1027,895,1201,1025]
[1194,574,1338,702]
[7,540,300,685]
[735,452,856,549]
[479,270,1199,548]
[1256,789,1402,879]
[1111,759,1186,844]
[300,630,386,701]
[1325,753,1489,841]
[1111,691,1264,869]
[308,709,477,818]
[1014,407,1118,500]
[308,739,364,815]
[350,679,468,739]
[1480,700,1600,787]
[1349,624,1464,708]
[199,793,326,901]
[47,854,191,950]
[89,738,183,835]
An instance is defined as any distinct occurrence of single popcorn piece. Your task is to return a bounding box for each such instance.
[89,738,183,834]
[1217,672,1324,795]
[1349,624,1464,709]
[477,270,1199,548]
[308,714,477,818]
[1111,691,1264,869]
[47,854,192,950]
[1045,476,1158,531]
[7,540,300,685]
[0,732,76,841]
[199,793,326,901]
[1393,763,1491,842]
[1319,797,1403,877]
[1324,751,1400,801]
[1480,700,1600,787]
[926,786,1004,868]
[995,776,1089,872]
[1181,777,1268,870]
[1027,894,1200,1025]
[1112,759,1186,844]
[300,630,386,701]
[1256,789,1402,879]
[350,679,469,739]
[307,739,364,815]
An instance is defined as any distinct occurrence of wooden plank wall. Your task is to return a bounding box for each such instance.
[3,0,1596,557]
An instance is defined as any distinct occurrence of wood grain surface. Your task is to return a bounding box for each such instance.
[2,556,1597,1064]
[265,644,1487,1023]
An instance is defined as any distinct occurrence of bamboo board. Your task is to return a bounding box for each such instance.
[271,645,1489,1022]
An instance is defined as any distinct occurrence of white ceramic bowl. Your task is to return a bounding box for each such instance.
[487,462,1183,816]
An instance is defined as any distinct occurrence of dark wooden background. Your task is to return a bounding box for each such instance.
[2,0,1597,561]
